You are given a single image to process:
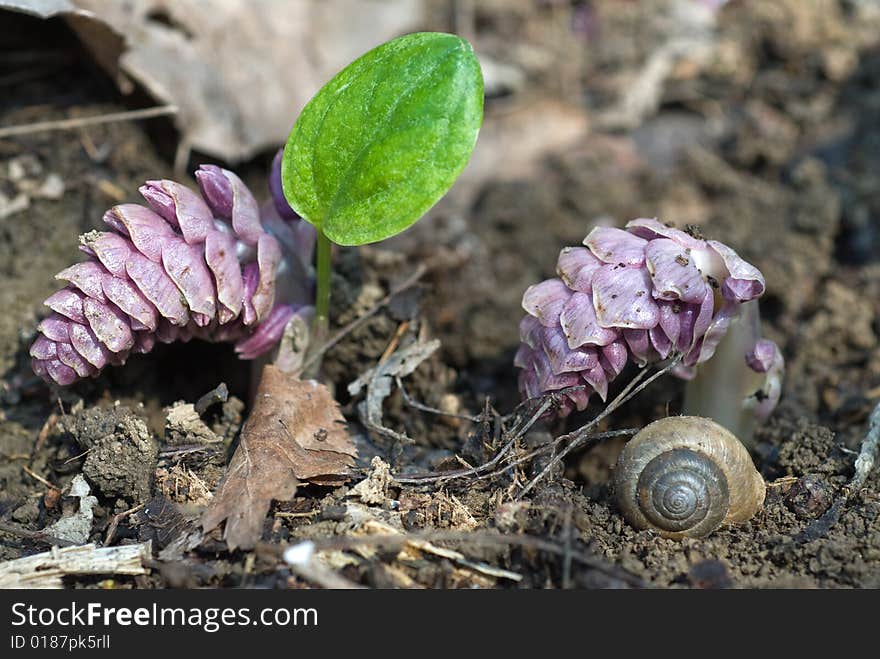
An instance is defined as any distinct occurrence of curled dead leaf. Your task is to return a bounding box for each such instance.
[70,0,425,162]
[202,365,356,550]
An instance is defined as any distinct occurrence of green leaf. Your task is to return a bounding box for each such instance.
[281,32,484,246]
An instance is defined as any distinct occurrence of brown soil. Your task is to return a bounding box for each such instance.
[1,3,879,588]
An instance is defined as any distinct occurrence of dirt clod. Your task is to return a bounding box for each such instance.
[66,406,158,505]
[165,402,221,445]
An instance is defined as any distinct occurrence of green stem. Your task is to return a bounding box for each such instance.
[315,228,332,333]
[304,229,332,379]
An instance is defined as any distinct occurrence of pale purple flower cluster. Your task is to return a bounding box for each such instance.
[30,151,315,385]
[516,218,780,417]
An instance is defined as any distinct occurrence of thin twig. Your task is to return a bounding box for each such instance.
[516,355,681,499]
[392,441,514,485]
[507,394,558,436]
[297,264,428,377]
[392,398,553,485]
[394,355,678,491]
[274,511,320,519]
[0,105,178,138]
[501,385,567,425]
[379,321,411,363]
[158,445,216,458]
[394,423,634,486]
[395,376,480,423]
[63,448,92,465]
[21,465,59,492]
[302,529,647,587]
[34,412,58,453]
[853,401,880,491]
[104,504,145,547]
[561,505,574,589]
[474,428,638,482]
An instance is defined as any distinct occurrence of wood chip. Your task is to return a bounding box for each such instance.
[0,542,150,589]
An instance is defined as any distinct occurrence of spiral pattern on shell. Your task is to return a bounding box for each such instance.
[30,151,316,385]
[613,416,765,539]
[636,448,729,536]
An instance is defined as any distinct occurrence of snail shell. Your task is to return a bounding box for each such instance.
[613,416,765,539]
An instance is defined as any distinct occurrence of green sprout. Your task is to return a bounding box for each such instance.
[280,32,484,350]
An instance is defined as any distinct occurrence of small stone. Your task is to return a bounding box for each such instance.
[821,45,857,81]
[402,510,421,531]
[7,159,26,182]
[14,154,43,179]
[0,191,29,219]
[44,475,98,545]
[35,173,65,200]
[319,505,348,522]
[348,456,393,505]
[688,559,733,589]
[11,499,40,524]
[784,474,833,520]
[438,393,463,428]
[164,402,220,445]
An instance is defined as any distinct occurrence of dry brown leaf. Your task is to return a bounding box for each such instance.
[0,0,80,17]
[202,365,356,550]
[66,0,426,162]
[348,338,440,444]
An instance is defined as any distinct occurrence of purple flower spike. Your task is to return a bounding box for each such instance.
[141,179,214,244]
[269,148,301,222]
[560,292,617,348]
[234,304,297,360]
[195,165,234,219]
[195,165,263,245]
[523,279,571,327]
[591,265,659,329]
[556,246,602,293]
[516,218,780,418]
[707,240,765,302]
[584,227,647,266]
[644,239,708,303]
[31,160,317,386]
